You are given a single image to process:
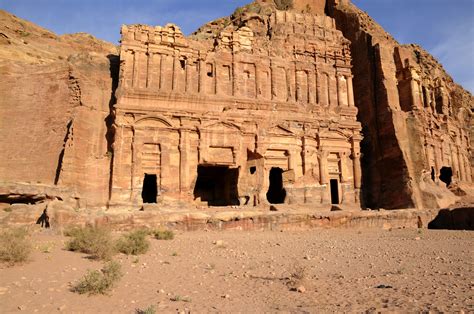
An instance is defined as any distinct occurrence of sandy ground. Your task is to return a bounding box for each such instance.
[0,227,473,313]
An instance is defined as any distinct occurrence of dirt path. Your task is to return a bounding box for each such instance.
[0,228,473,313]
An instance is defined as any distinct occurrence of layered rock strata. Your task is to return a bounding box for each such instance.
[0,0,472,213]
[0,10,118,207]
[111,2,363,207]
[327,0,473,209]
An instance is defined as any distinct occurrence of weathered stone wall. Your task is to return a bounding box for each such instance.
[1,1,472,212]
[0,10,117,207]
[111,3,363,208]
[0,62,72,184]
[328,0,473,209]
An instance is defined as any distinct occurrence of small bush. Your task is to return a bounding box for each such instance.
[274,0,293,10]
[136,305,156,314]
[0,228,32,265]
[73,260,123,295]
[66,226,115,260]
[37,242,54,253]
[153,229,174,240]
[170,295,191,302]
[115,229,150,255]
[63,226,81,237]
[287,263,307,290]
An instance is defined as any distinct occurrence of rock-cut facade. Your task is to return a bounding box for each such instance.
[110,6,363,207]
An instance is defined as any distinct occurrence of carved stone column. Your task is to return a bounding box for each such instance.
[172,55,178,91]
[352,153,362,189]
[319,151,329,185]
[198,60,205,93]
[146,52,153,88]
[132,51,139,88]
[458,149,466,182]
[347,75,355,107]
[337,75,343,107]
[179,129,190,193]
[340,151,349,183]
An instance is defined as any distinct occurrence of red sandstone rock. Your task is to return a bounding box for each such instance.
[0,1,472,214]
[0,10,117,207]
[328,1,473,209]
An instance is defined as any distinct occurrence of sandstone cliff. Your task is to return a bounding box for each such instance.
[326,0,473,209]
[0,10,118,207]
[0,0,472,211]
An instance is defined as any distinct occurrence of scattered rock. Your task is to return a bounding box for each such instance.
[296,286,306,293]
[375,284,393,289]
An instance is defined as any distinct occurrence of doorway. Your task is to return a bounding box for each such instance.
[142,174,158,203]
[439,167,453,187]
[193,165,239,206]
[266,167,286,204]
[330,179,339,204]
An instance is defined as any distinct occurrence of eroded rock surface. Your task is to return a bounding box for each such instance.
[0,0,472,215]
[0,10,118,207]
[111,1,363,208]
[328,1,473,209]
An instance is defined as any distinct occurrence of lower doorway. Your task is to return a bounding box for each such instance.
[266,167,286,204]
[330,179,340,204]
[439,167,453,187]
[142,174,158,203]
[193,165,239,206]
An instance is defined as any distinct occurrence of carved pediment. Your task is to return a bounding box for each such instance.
[135,116,173,128]
[267,125,294,136]
[319,128,350,141]
[202,121,241,133]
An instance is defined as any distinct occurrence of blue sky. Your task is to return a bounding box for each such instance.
[1,0,473,92]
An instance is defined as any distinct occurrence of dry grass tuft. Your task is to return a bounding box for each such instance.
[0,227,32,265]
[153,229,174,240]
[66,226,115,260]
[116,229,150,255]
[73,260,123,295]
[136,305,156,314]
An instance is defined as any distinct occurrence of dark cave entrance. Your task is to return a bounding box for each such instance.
[439,167,453,187]
[142,174,158,203]
[330,179,340,204]
[266,167,286,204]
[193,165,239,206]
[431,167,435,181]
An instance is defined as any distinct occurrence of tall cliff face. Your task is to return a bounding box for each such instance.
[0,0,472,210]
[0,10,118,206]
[326,1,473,209]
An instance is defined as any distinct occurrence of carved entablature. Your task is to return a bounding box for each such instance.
[121,23,187,47]
[117,8,356,119]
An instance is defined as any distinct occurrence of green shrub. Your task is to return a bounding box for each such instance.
[136,305,156,314]
[274,0,293,10]
[73,260,123,295]
[115,229,150,255]
[66,226,115,260]
[153,229,174,240]
[0,228,32,265]
[63,226,81,237]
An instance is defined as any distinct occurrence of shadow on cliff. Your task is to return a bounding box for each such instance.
[105,54,120,201]
[428,207,474,230]
[105,54,119,152]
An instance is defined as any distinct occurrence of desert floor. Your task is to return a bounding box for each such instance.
[0,227,473,313]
